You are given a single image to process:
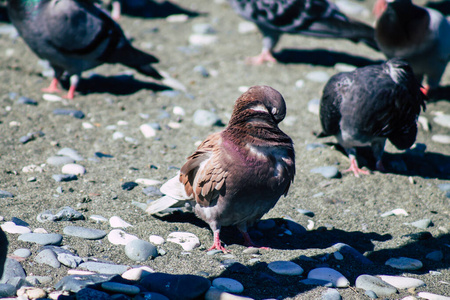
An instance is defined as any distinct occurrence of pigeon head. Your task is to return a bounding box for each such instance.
[228,85,287,127]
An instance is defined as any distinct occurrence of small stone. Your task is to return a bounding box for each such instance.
[381,208,409,217]
[82,122,94,129]
[54,207,84,221]
[267,261,304,275]
[189,34,218,46]
[377,275,425,289]
[54,274,116,293]
[26,276,52,285]
[35,249,61,268]
[417,292,450,300]
[205,287,253,300]
[212,278,244,294]
[295,79,305,89]
[308,268,349,288]
[110,216,133,228]
[47,156,75,166]
[193,109,222,127]
[112,131,124,140]
[101,282,140,295]
[308,99,320,115]
[166,14,189,22]
[53,109,85,119]
[63,226,106,240]
[122,182,138,191]
[1,222,31,234]
[192,23,216,35]
[307,220,315,230]
[365,290,377,299]
[334,63,357,72]
[385,257,423,270]
[242,247,259,255]
[121,266,154,281]
[306,71,330,82]
[433,114,450,128]
[61,163,86,175]
[257,219,276,231]
[0,191,13,198]
[22,164,43,173]
[140,124,157,138]
[167,232,200,251]
[125,239,158,261]
[173,106,186,116]
[438,183,450,192]
[18,233,63,245]
[238,21,257,34]
[333,243,373,265]
[136,178,162,186]
[13,248,32,258]
[78,262,129,275]
[409,219,433,229]
[355,275,397,297]
[52,174,77,182]
[108,229,138,245]
[57,252,83,268]
[42,94,62,102]
[432,135,450,144]
[297,209,315,217]
[322,288,342,300]
[426,250,443,261]
[207,249,223,256]
[333,252,344,260]
[149,235,164,245]
[335,0,369,16]
[17,96,38,106]
[310,166,340,179]
[94,152,113,158]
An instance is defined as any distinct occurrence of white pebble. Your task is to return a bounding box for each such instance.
[433,114,450,128]
[140,124,156,138]
[377,275,425,289]
[173,106,186,116]
[22,164,43,173]
[308,99,320,115]
[1,221,31,234]
[432,134,450,144]
[110,216,133,228]
[168,121,182,129]
[306,71,330,83]
[90,215,108,223]
[42,94,62,102]
[67,269,96,275]
[9,121,20,127]
[334,63,357,72]
[189,34,218,46]
[381,208,409,217]
[82,122,94,129]
[307,220,315,230]
[212,278,244,294]
[107,229,138,245]
[268,261,304,275]
[307,267,350,287]
[238,21,257,34]
[418,116,430,131]
[167,232,200,251]
[135,178,162,186]
[166,14,188,23]
[34,228,48,233]
[112,131,125,140]
[117,120,128,126]
[238,86,249,93]
[295,79,304,89]
[61,163,86,175]
[417,292,450,300]
[121,266,154,281]
[149,235,165,245]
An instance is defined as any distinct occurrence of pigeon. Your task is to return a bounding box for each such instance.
[0,227,7,280]
[7,0,163,99]
[228,0,379,64]
[317,58,426,176]
[146,85,295,252]
[374,0,450,94]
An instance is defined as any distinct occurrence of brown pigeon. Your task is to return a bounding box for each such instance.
[318,58,426,176]
[146,85,295,252]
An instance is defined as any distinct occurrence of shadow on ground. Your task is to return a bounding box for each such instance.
[428,85,450,102]
[107,0,203,19]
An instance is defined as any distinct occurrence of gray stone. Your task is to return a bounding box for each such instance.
[55,274,116,293]
[17,96,37,105]
[355,275,397,297]
[53,109,85,119]
[47,156,75,166]
[299,279,333,287]
[52,174,78,182]
[193,109,222,127]
[18,233,63,245]
[333,243,373,264]
[124,239,158,261]
[143,186,163,197]
[101,282,140,295]
[57,253,83,268]
[63,226,106,240]
[0,258,26,284]
[365,290,378,298]
[26,276,52,285]
[192,23,216,34]
[11,217,28,226]
[322,288,342,300]
[438,183,450,192]
[55,207,85,221]
[0,191,13,198]
[268,261,303,275]
[13,248,31,258]
[409,219,433,229]
[193,65,210,77]
[78,262,129,275]
[0,283,16,298]
[297,209,315,217]
[385,257,423,270]
[284,219,307,235]
[35,249,61,268]
[310,166,340,179]
[257,219,276,231]
[426,250,443,261]
[57,148,84,161]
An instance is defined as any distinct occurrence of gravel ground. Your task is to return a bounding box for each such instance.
[0,0,449,299]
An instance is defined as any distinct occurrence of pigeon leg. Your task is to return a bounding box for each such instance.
[41,78,61,94]
[208,230,229,253]
[64,74,79,100]
[343,154,370,177]
[111,0,121,21]
[420,84,430,96]
[240,231,270,250]
[373,0,387,17]
[245,49,277,65]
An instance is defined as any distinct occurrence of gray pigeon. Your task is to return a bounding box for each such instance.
[375,0,450,94]
[7,0,163,99]
[228,0,379,64]
[318,58,426,176]
[147,86,295,252]
[0,228,7,280]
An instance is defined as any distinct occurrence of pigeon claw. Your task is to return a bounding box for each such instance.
[41,78,61,94]
[208,231,229,253]
[343,157,370,177]
[245,50,277,65]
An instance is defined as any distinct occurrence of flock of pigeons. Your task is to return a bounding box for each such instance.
[0,0,448,256]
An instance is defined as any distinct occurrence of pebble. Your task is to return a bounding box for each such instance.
[409,219,433,229]
[108,229,139,245]
[26,276,52,285]
[322,288,342,300]
[385,257,423,270]
[63,226,107,240]
[432,135,450,144]
[125,239,158,261]
[238,21,257,34]
[143,186,164,197]
[78,262,129,275]
[55,274,116,293]
[212,278,244,294]
[140,273,211,300]
[19,131,45,144]
[16,96,37,105]
[110,216,133,228]
[135,178,162,186]
[192,23,216,35]
[82,122,94,129]
[295,79,305,89]
[355,275,397,297]
[208,249,224,256]
[53,109,85,119]
[333,251,343,260]
[335,0,369,16]
[42,94,62,102]
[122,182,138,191]
[140,124,157,138]
[242,247,259,255]
[37,206,84,222]
[189,34,218,46]
[257,219,276,231]
[0,284,16,298]
[11,217,28,225]
[205,287,253,300]
[381,208,409,217]
[18,233,63,245]
[267,261,304,275]
[166,14,189,22]
[417,292,450,300]
[310,166,340,179]
[149,235,165,245]
[426,250,443,261]
[34,249,61,268]
[101,282,140,295]
[22,164,43,173]
[377,275,425,289]
[173,106,186,116]
[438,183,450,192]
[334,63,356,72]
[57,252,83,268]
[47,156,75,166]
[94,152,113,159]
[61,163,86,175]
[299,278,333,287]
[121,266,154,281]
[306,71,330,82]
[167,232,200,251]
[433,114,450,128]
[333,243,373,264]
[418,116,430,131]
[57,148,84,161]
[53,174,78,182]
[112,131,125,140]
[308,99,320,115]
[194,65,210,77]
[0,191,13,199]
[13,248,31,258]
[307,268,350,287]
[1,222,31,234]
[365,290,377,299]
[193,109,221,126]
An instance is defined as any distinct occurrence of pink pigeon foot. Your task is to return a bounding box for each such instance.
[373,0,387,17]
[420,84,430,96]
[245,49,277,65]
[63,84,77,100]
[343,156,370,177]
[208,231,229,253]
[41,78,61,93]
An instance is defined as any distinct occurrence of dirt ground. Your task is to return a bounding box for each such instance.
[0,0,449,299]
